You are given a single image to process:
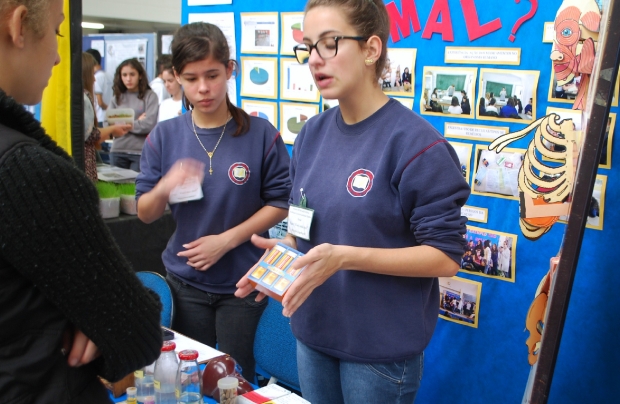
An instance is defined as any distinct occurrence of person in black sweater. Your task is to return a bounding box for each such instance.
[0,0,163,402]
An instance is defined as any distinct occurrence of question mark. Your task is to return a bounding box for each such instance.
[509,0,538,42]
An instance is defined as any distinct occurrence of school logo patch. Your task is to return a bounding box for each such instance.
[228,162,251,185]
[346,169,374,197]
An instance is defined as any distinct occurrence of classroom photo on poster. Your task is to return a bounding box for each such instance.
[448,141,473,184]
[438,276,482,328]
[380,48,416,98]
[472,145,524,200]
[240,57,278,99]
[420,66,477,119]
[460,226,517,283]
[280,102,319,145]
[477,68,539,123]
[280,12,304,55]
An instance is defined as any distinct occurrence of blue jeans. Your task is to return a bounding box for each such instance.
[109,152,141,172]
[297,341,423,404]
[166,274,266,382]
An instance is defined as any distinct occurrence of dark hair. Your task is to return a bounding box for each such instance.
[451,96,459,107]
[113,58,151,102]
[506,98,515,107]
[489,97,496,106]
[305,0,390,81]
[82,52,97,99]
[490,92,494,98]
[171,22,249,137]
[478,98,486,116]
[155,55,172,76]
[85,48,102,65]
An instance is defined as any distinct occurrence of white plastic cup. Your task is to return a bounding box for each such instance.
[120,194,137,215]
[99,197,120,219]
[218,376,239,404]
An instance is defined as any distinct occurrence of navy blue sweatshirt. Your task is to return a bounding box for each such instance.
[136,113,291,293]
[290,99,470,362]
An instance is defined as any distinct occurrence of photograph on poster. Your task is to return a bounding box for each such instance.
[559,174,607,231]
[438,276,482,328]
[547,66,579,105]
[380,48,416,98]
[448,141,473,184]
[280,12,304,55]
[188,13,237,59]
[472,145,524,200]
[241,99,278,129]
[420,66,477,118]
[391,97,414,110]
[477,68,539,122]
[280,102,319,145]
[460,226,517,283]
[240,13,279,54]
[280,58,320,103]
[240,57,278,99]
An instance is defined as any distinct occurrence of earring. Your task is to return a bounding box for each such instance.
[365,58,374,65]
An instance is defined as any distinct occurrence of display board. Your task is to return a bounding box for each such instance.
[180,1,619,403]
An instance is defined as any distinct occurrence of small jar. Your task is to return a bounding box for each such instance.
[218,376,239,404]
[126,386,137,404]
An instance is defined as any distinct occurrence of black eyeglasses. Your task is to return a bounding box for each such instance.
[293,36,368,64]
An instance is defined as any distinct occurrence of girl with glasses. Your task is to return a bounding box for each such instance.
[237,0,470,402]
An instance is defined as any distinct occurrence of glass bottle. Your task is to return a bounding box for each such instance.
[176,349,203,404]
[135,360,156,404]
[153,340,178,404]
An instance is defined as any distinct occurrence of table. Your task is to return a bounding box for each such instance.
[105,212,176,276]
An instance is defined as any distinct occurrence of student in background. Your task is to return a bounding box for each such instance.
[486,97,499,114]
[236,0,470,401]
[500,98,519,118]
[0,1,163,401]
[150,55,172,104]
[157,62,184,122]
[461,94,471,115]
[109,58,159,171]
[136,22,291,382]
[448,96,462,114]
[82,52,130,181]
[85,48,113,126]
[524,98,533,116]
[478,97,487,116]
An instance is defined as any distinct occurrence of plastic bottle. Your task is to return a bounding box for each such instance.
[135,360,156,404]
[126,387,138,404]
[176,349,203,404]
[153,340,178,404]
[217,376,239,404]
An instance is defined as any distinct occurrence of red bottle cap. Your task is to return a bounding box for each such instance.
[161,340,176,352]
[178,349,199,360]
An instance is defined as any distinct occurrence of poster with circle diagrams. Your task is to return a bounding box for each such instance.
[280,12,304,55]
[280,102,319,145]
[241,99,278,129]
[280,58,320,103]
[240,57,278,99]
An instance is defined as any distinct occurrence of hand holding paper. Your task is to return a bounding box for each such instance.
[163,158,206,204]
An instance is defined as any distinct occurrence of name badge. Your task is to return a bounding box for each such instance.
[288,205,314,240]
[168,177,204,204]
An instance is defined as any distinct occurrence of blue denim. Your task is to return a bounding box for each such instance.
[166,274,267,381]
[109,152,141,172]
[297,340,423,404]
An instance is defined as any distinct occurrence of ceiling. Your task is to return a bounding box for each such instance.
[81,15,180,35]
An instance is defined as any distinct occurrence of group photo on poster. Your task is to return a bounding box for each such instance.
[477,68,539,122]
[438,276,482,328]
[460,226,517,282]
[420,66,477,118]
